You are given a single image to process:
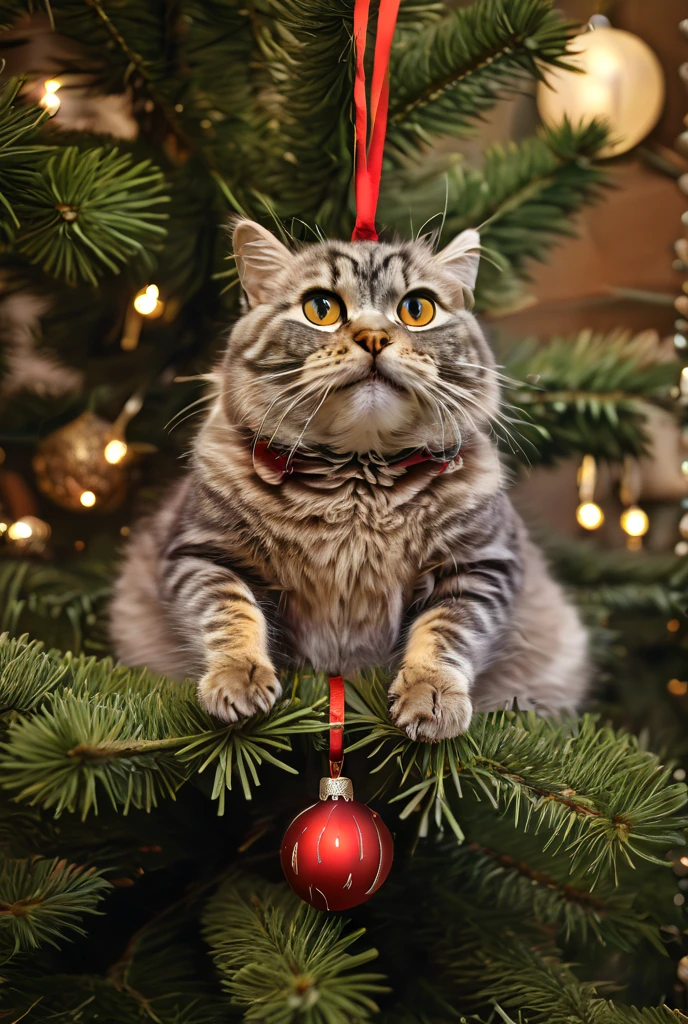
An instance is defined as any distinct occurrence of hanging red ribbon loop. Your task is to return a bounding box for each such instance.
[328,675,345,777]
[352,0,401,242]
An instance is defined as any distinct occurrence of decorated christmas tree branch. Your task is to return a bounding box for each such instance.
[501,328,680,464]
[0,77,50,241]
[0,855,110,958]
[345,675,687,885]
[388,0,577,151]
[0,634,327,817]
[203,874,388,1023]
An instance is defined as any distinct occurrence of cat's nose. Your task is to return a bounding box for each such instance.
[353,327,392,356]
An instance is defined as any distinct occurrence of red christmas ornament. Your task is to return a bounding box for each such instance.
[280,677,394,911]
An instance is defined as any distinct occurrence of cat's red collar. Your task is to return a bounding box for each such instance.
[251,440,460,486]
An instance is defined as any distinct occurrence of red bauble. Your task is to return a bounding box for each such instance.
[280,777,393,911]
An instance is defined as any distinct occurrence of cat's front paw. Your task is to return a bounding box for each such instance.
[388,664,472,742]
[198,654,282,723]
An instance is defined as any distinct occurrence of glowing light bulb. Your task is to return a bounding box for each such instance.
[104,439,128,464]
[620,505,649,538]
[0,522,6,534]
[80,490,96,508]
[576,501,604,530]
[8,520,33,540]
[40,80,61,116]
[133,284,163,316]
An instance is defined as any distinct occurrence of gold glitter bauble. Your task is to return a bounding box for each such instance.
[33,411,128,512]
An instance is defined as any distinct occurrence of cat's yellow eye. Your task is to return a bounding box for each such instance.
[303,293,343,327]
[399,294,436,328]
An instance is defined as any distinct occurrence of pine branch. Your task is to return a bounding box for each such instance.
[445,933,683,1023]
[0,856,109,957]
[549,544,688,618]
[203,874,388,1023]
[388,0,578,156]
[380,120,608,309]
[0,634,326,818]
[500,329,680,464]
[345,675,687,885]
[15,146,169,286]
[0,76,51,241]
[0,558,111,654]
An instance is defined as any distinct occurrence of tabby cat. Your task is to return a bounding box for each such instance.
[110,220,589,741]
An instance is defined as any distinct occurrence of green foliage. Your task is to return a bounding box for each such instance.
[389,0,577,155]
[0,855,109,956]
[346,674,687,884]
[380,120,608,309]
[15,146,170,285]
[0,76,50,240]
[502,329,679,463]
[0,634,326,817]
[550,543,688,619]
[203,875,387,1023]
[0,558,111,654]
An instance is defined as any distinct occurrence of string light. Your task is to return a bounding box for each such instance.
[133,284,164,317]
[104,439,128,465]
[620,505,649,538]
[7,520,33,540]
[0,522,6,534]
[39,78,61,116]
[576,501,604,530]
[79,490,96,508]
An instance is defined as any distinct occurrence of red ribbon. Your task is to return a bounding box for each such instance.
[328,675,345,777]
[351,0,401,242]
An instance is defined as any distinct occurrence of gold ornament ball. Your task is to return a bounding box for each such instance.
[537,25,665,158]
[33,411,128,512]
[679,512,688,541]
[576,501,604,530]
[620,505,649,538]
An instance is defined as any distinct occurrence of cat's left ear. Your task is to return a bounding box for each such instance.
[233,219,294,307]
[434,229,481,305]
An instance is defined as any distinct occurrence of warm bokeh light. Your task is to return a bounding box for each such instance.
[104,439,128,464]
[576,501,604,530]
[40,81,61,115]
[668,619,681,633]
[8,520,33,540]
[620,505,649,538]
[133,284,163,316]
[668,679,688,696]
[80,490,97,507]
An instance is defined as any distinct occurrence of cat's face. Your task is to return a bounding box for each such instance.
[221,220,499,455]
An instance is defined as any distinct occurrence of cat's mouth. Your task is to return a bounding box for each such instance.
[337,368,404,393]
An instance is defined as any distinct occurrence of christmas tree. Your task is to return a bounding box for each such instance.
[1,1,688,1020]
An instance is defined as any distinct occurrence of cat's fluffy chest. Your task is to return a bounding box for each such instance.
[273,480,430,674]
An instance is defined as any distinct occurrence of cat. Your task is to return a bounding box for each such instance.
[110,219,589,741]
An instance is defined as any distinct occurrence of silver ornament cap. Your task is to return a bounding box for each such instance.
[319,776,354,801]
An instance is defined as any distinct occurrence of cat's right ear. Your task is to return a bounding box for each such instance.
[232,220,294,307]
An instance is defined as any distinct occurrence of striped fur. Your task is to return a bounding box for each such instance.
[110,222,589,740]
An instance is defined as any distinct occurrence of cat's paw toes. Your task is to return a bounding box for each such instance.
[198,655,282,723]
[388,665,472,742]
